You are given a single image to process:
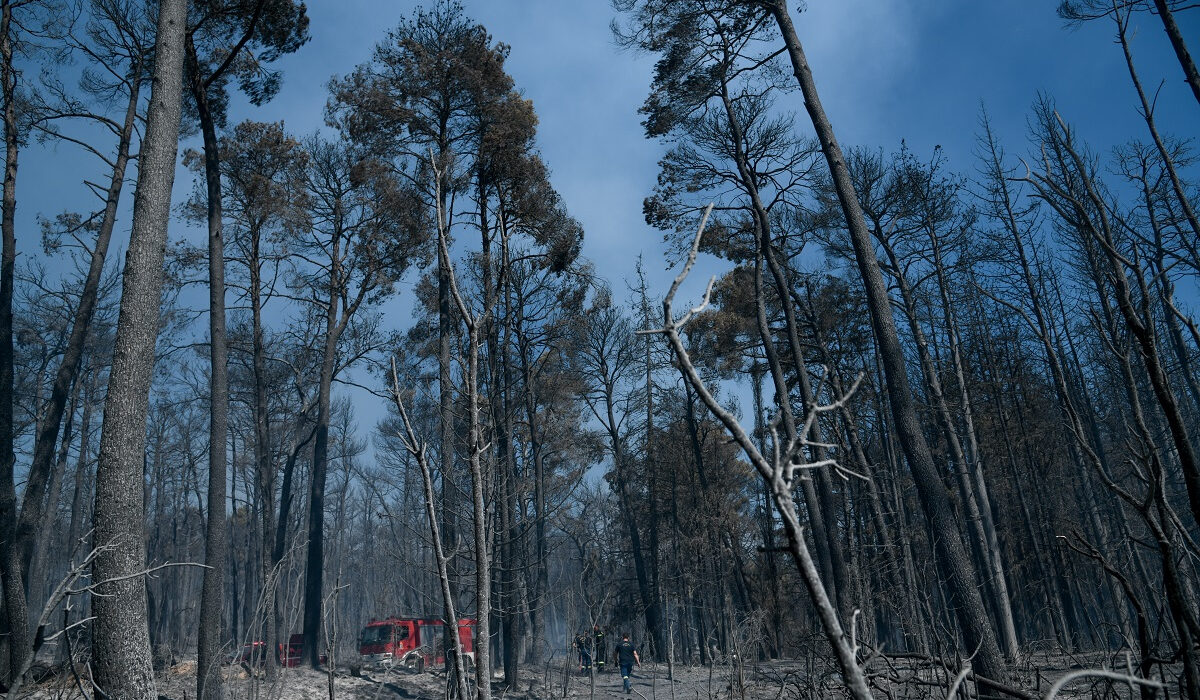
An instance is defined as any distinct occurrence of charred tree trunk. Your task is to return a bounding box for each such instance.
[718,80,849,618]
[391,362,472,700]
[16,59,145,604]
[1150,0,1200,107]
[437,174,460,679]
[302,236,342,668]
[0,0,25,682]
[187,35,229,700]
[765,0,1007,681]
[250,223,278,676]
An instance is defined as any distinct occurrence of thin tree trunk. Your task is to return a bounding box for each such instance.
[512,298,549,663]
[437,175,459,680]
[718,81,847,617]
[0,0,25,682]
[302,252,341,668]
[749,366,783,657]
[187,35,229,700]
[640,275,667,660]
[230,456,241,649]
[66,378,94,565]
[516,320,548,665]
[928,235,1021,658]
[27,371,81,620]
[467,325,492,700]
[390,362,471,700]
[765,0,1007,681]
[250,226,278,676]
[16,63,144,597]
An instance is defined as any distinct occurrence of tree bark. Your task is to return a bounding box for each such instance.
[0,0,26,682]
[513,290,549,664]
[764,0,1007,682]
[391,363,472,700]
[876,234,1010,656]
[16,60,144,602]
[90,0,188,696]
[249,223,278,678]
[640,277,667,660]
[1150,0,1200,107]
[717,82,848,616]
[302,232,342,668]
[27,368,81,620]
[187,34,230,700]
[437,175,460,679]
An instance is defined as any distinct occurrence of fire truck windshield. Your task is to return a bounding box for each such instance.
[361,624,408,645]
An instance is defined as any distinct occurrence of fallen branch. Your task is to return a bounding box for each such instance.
[869,652,1034,700]
[1044,669,1164,700]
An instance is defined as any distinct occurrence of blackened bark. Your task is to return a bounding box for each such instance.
[27,370,81,618]
[0,0,25,683]
[1151,0,1200,107]
[16,62,144,597]
[65,378,94,566]
[641,291,666,660]
[437,184,459,678]
[187,36,230,700]
[250,225,278,677]
[273,422,315,570]
[515,310,549,663]
[608,419,664,662]
[302,237,341,668]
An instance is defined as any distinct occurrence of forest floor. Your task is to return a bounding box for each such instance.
[21,650,1157,700]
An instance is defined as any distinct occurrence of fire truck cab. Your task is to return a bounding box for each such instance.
[358,617,476,672]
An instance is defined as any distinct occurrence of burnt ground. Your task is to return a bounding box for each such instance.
[20,650,1170,700]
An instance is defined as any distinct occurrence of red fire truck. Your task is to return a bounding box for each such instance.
[282,634,328,667]
[358,617,476,672]
[229,634,323,668]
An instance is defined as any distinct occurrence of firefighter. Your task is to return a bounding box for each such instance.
[593,625,606,673]
[614,633,640,694]
[573,631,592,672]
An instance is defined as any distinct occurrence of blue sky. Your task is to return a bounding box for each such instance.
[230,0,1196,301]
[18,1,1200,450]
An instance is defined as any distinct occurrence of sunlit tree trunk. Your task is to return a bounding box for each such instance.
[90,0,188,696]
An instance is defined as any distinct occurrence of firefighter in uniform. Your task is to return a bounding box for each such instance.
[573,631,592,672]
[615,633,640,694]
[593,625,606,673]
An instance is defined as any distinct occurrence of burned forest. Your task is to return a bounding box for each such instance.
[3,1,1200,699]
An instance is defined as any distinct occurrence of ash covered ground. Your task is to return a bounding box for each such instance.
[21,650,1148,700]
